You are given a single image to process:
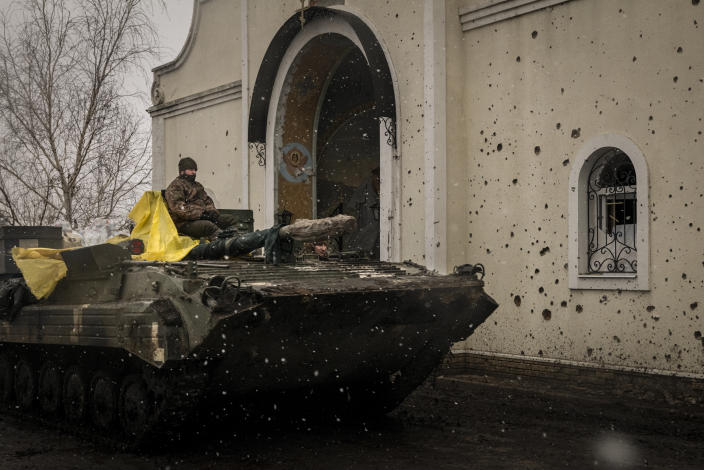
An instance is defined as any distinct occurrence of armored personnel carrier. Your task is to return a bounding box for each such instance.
[0,228,497,446]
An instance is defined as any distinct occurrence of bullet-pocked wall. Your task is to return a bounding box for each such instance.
[345,0,428,264]
[161,100,243,209]
[149,0,244,209]
[148,0,703,375]
[246,0,432,265]
[454,0,704,374]
[152,0,446,265]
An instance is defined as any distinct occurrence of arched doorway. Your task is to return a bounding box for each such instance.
[249,8,398,260]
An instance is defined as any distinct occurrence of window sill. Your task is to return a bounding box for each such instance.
[578,273,637,279]
[570,273,648,291]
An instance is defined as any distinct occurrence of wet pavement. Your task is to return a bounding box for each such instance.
[1,373,702,469]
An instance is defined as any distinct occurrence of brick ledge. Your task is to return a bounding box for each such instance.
[439,351,704,409]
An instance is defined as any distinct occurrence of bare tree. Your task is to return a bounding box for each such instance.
[0,0,159,228]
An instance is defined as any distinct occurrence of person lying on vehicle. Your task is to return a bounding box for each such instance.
[186,214,357,264]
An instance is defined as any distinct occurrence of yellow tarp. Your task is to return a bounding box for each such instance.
[11,247,69,300]
[12,191,198,299]
[128,191,199,262]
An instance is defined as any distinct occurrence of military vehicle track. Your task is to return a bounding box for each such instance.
[0,245,497,447]
[0,344,208,449]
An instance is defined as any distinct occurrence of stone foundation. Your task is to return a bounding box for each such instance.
[441,352,704,410]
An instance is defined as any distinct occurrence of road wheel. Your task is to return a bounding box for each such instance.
[63,366,88,422]
[14,358,36,411]
[0,353,14,407]
[38,362,62,415]
[90,372,117,430]
[118,374,152,439]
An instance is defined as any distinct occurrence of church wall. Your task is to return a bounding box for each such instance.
[342,0,429,265]
[446,0,470,265]
[157,0,241,102]
[162,99,243,209]
[148,0,704,375]
[246,1,304,228]
[453,0,704,374]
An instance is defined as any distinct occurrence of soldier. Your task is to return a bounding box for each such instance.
[306,168,379,259]
[164,157,237,239]
[341,166,380,259]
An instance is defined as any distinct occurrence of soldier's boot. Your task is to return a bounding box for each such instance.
[225,229,270,257]
[228,226,282,264]
[185,238,228,259]
[185,226,282,262]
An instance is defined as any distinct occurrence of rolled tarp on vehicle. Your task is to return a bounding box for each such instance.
[12,191,199,299]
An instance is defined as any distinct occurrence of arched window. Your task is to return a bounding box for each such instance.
[569,135,649,290]
[587,149,637,273]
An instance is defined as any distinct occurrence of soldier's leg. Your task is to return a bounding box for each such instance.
[215,213,238,230]
[185,226,282,261]
[177,220,219,239]
[225,229,271,255]
[185,228,267,260]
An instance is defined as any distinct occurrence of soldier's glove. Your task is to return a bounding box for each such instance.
[202,210,220,223]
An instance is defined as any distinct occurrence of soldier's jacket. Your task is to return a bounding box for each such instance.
[342,179,379,258]
[164,176,217,227]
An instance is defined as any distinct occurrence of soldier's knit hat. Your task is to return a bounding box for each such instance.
[178,157,198,172]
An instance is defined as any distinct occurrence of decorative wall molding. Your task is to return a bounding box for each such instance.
[151,76,164,106]
[249,142,266,167]
[459,0,573,32]
[151,114,166,190]
[147,81,242,119]
[379,116,397,150]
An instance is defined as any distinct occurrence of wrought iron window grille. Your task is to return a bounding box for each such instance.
[586,148,637,274]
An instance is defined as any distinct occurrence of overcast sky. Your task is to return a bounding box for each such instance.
[128,0,194,112]
[0,0,194,114]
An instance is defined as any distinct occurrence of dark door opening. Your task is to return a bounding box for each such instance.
[315,47,379,259]
[274,34,380,259]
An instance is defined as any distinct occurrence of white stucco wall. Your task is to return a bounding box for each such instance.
[154,0,438,264]
[157,0,241,103]
[345,0,437,266]
[162,99,243,208]
[454,0,704,374]
[151,0,244,203]
[246,0,433,264]
[446,0,469,265]
[149,0,704,375]
[246,1,294,228]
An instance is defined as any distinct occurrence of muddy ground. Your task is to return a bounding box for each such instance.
[1,373,702,470]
